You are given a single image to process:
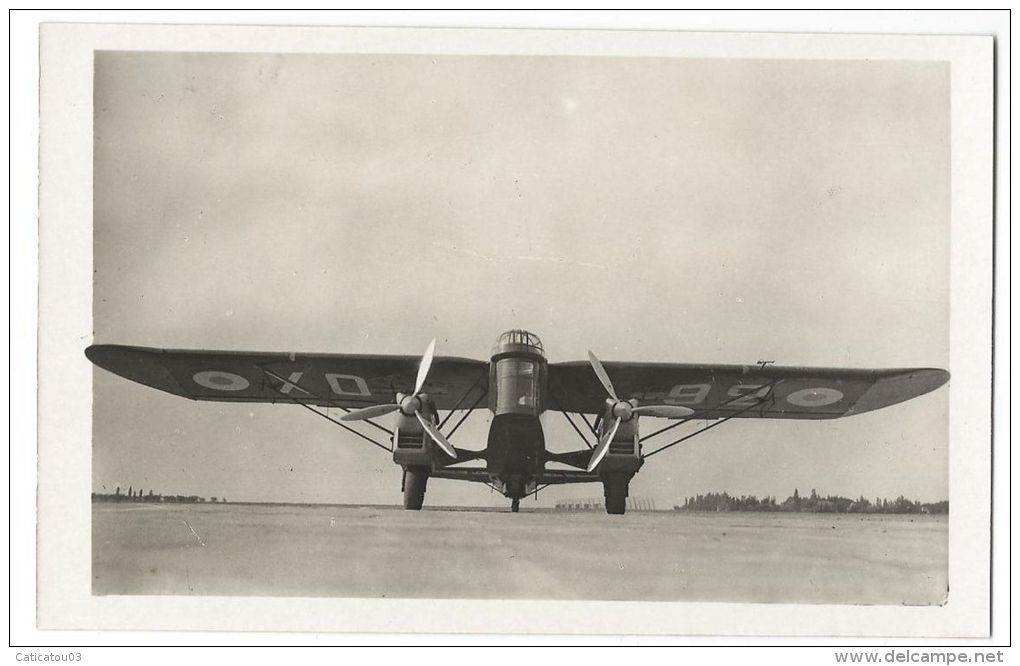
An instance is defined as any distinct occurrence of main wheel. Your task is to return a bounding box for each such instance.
[511,499,520,513]
[403,467,428,510]
[603,474,629,515]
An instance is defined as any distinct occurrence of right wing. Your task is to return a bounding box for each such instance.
[86,344,490,411]
[547,361,949,420]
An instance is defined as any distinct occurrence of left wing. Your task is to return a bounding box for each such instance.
[547,361,948,420]
[86,344,489,410]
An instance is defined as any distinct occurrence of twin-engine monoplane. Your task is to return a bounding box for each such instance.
[86,329,949,514]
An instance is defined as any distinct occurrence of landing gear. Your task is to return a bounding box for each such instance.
[403,466,429,510]
[511,498,520,513]
[603,474,630,515]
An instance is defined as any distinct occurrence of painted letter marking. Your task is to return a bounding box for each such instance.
[666,384,712,405]
[325,373,372,397]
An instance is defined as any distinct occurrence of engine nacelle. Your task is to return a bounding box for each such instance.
[391,409,443,467]
[596,413,643,475]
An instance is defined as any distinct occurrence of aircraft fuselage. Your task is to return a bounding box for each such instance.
[484,330,553,499]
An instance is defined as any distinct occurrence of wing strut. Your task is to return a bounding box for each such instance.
[642,382,780,460]
[442,386,489,439]
[257,365,393,435]
[560,411,595,449]
[576,412,598,435]
[258,367,392,454]
[438,366,490,431]
[547,383,596,449]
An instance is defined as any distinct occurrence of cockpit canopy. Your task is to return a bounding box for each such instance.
[491,329,545,359]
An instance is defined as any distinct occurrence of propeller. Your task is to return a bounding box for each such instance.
[585,350,695,472]
[340,339,456,458]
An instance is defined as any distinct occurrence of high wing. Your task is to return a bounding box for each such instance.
[85,344,490,410]
[547,361,949,420]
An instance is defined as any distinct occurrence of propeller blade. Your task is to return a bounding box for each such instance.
[339,403,401,421]
[414,338,437,395]
[587,417,621,473]
[631,405,696,419]
[587,349,618,401]
[415,411,457,459]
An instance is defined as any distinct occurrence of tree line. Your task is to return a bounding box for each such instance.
[677,488,948,514]
[92,486,227,504]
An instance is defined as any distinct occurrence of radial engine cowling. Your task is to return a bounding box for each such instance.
[595,407,642,474]
[392,397,441,466]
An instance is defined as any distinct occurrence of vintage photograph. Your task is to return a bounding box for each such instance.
[87,49,951,606]
[27,18,998,640]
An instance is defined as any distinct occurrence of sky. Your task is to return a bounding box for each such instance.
[92,52,949,507]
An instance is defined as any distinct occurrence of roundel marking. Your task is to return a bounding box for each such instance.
[786,387,843,407]
[193,370,250,392]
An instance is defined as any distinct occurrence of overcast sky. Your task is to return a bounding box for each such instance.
[92,52,949,507]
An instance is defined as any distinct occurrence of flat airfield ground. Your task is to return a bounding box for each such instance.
[93,503,947,605]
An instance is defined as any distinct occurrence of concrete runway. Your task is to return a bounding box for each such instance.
[92,503,947,604]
